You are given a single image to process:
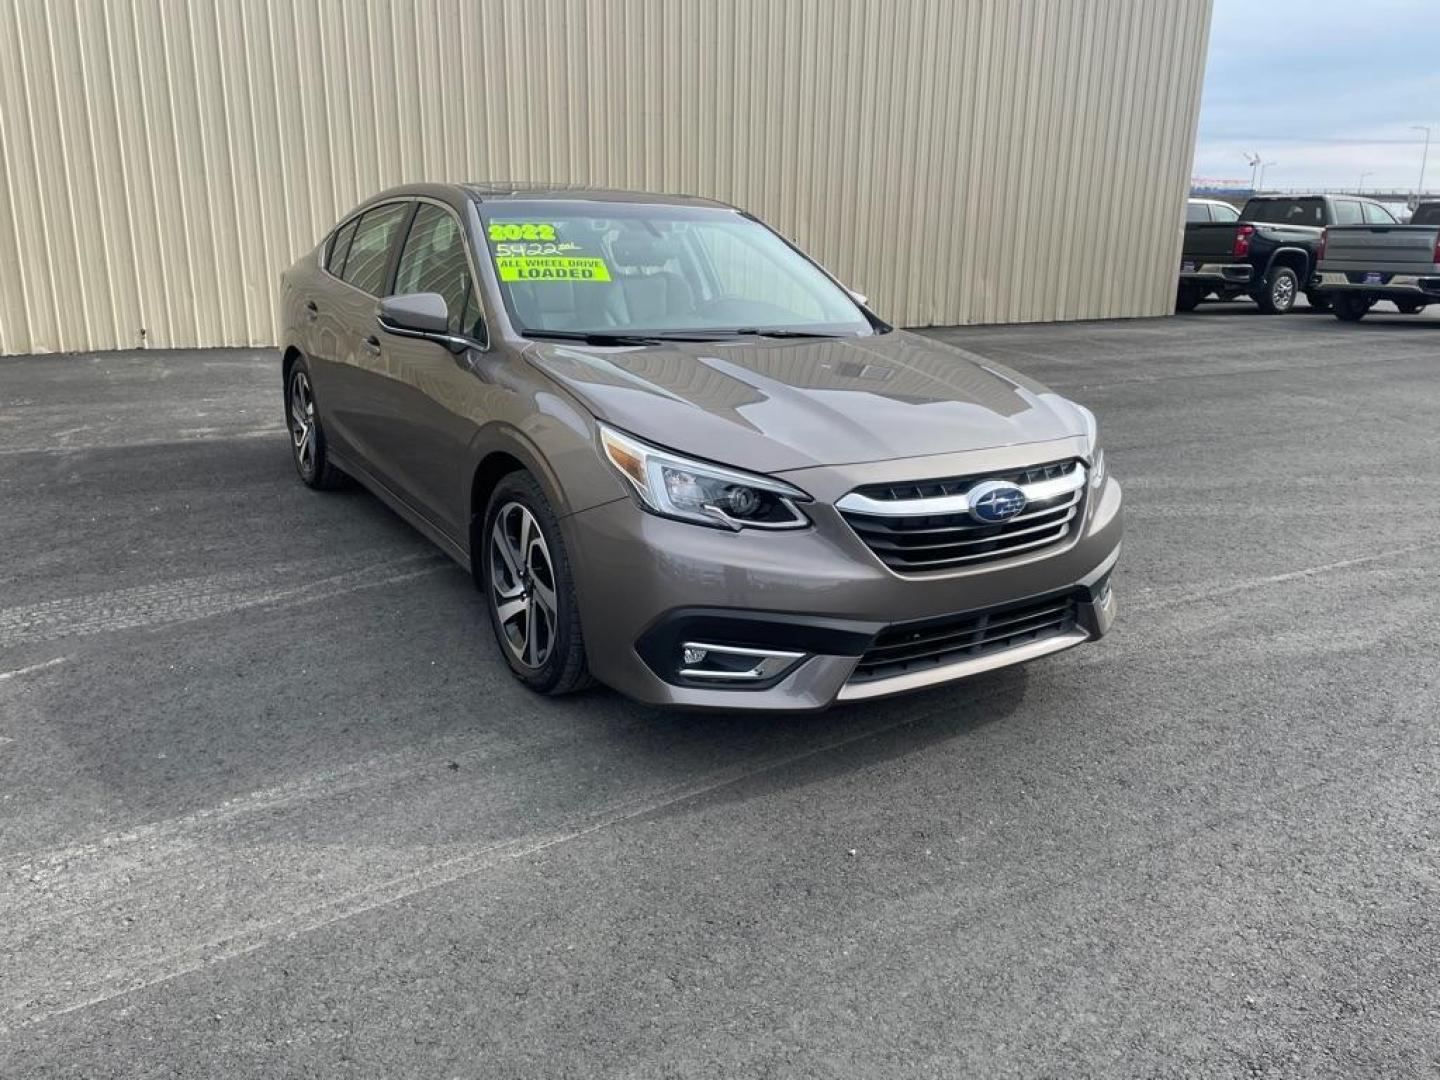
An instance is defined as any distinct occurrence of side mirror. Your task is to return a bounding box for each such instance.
[378,292,450,337]
[847,288,869,307]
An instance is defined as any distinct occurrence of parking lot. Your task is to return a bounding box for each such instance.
[2,302,1438,1077]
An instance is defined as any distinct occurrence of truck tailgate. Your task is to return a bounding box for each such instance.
[1181,223,1240,259]
[1321,225,1440,272]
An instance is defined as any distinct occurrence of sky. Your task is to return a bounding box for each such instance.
[1192,0,1439,192]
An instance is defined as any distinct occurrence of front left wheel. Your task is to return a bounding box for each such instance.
[481,472,594,695]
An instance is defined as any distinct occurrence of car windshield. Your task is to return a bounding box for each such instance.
[1240,198,1324,226]
[478,201,874,339]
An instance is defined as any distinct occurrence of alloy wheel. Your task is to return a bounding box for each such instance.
[489,501,558,670]
[1272,273,1296,310]
[289,369,317,477]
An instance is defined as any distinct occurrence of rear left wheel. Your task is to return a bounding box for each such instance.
[1332,294,1372,322]
[1395,300,1425,314]
[286,360,345,489]
[1304,290,1332,312]
[1256,266,1298,314]
[1175,283,1204,312]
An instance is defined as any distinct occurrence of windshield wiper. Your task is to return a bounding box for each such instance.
[523,329,666,346]
[522,329,732,346]
[726,328,848,339]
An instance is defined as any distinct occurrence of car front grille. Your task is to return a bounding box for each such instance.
[836,459,1086,573]
[848,592,1080,684]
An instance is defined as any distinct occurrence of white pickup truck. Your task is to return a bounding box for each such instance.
[1312,201,1440,320]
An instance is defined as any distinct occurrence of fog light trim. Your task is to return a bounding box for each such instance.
[677,641,806,682]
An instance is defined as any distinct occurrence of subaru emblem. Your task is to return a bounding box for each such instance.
[968,480,1027,524]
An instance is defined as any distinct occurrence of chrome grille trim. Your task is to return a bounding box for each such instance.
[845,489,1084,537]
[837,458,1087,573]
[836,461,1085,518]
[859,507,1079,554]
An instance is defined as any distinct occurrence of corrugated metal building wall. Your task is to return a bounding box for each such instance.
[0,0,1211,356]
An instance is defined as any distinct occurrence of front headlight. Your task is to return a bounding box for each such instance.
[598,424,811,531]
[1074,404,1105,487]
[1090,446,1106,488]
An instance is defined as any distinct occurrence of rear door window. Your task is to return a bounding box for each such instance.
[1332,200,1363,225]
[1361,202,1396,224]
[1186,202,1209,222]
[394,203,487,340]
[1211,203,1239,222]
[340,203,411,295]
[327,218,360,275]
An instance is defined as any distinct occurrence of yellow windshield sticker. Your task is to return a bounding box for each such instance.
[488,222,557,242]
[496,256,612,283]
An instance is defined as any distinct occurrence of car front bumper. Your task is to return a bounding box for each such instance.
[563,461,1123,712]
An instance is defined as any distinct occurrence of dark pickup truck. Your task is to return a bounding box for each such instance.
[1177,194,1399,314]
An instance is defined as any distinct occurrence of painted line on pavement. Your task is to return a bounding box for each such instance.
[0,657,68,682]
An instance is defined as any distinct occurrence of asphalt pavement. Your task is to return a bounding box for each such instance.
[2,298,1438,1078]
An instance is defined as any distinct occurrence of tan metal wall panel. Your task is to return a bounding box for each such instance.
[0,0,1211,355]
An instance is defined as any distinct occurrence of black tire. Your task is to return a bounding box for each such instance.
[481,472,594,695]
[1395,300,1425,314]
[1255,266,1298,314]
[1304,290,1332,313]
[1332,294,1371,322]
[285,358,345,489]
[1175,283,1203,312]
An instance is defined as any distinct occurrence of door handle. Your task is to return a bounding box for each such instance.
[304,300,319,321]
[363,334,382,355]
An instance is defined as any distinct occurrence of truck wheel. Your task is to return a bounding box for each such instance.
[1175,284,1203,312]
[1332,294,1371,322]
[1395,301,1425,314]
[1256,267,1298,314]
[1304,291,1332,313]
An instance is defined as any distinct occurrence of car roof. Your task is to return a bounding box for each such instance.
[1246,193,1381,203]
[461,182,732,209]
[346,182,735,223]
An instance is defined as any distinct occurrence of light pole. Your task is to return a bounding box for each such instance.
[1358,171,1373,193]
[1412,126,1432,194]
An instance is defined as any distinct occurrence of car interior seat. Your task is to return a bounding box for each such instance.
[609,234,696,325]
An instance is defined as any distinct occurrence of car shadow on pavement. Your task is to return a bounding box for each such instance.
[548,665,1033,808]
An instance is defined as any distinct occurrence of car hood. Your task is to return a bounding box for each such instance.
[523,330,1090,473]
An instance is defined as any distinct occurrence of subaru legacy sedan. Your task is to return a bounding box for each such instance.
[279,183,1121,711]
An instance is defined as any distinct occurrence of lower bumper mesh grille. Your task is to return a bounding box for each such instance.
[849,592,1080,684]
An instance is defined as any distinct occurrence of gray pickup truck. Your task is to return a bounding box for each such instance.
[1312,201,1440,320]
